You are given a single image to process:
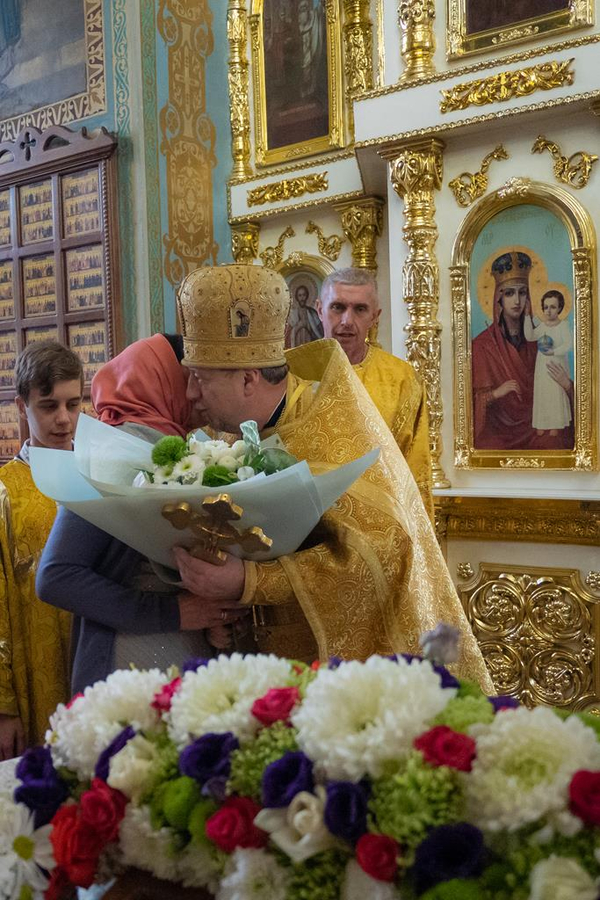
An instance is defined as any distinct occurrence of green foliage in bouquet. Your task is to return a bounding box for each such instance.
[151,435,188,466]
[202,465,240,487]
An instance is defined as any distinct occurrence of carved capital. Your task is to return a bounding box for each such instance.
[389,139,444,198]
[397,0,436,81]
[231,221,260,264]
[342,0,374,95]
[334,196,384,269]
[227,0,252,181]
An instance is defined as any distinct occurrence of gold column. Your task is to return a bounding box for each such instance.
[342,0,374,95]
[385,139,449,488]
[334,196,384,270]
[397,0,436,82]
[231,221,260,263]
[227,0,252,181]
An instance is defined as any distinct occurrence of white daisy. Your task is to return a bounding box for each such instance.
[172,455,205,484]
[48,668,166,778]
[291,656,453,781]
[216,848,290,900]
[0,794,55,899]
[465,707,600,832]
[168,653,293,747]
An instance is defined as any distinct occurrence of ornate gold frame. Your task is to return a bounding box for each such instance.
[451,180,597,470]
[249,0,346,166]
[276,252,335,281]
[446,0,594,59]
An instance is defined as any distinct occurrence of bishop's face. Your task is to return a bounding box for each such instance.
[185,366,250,434]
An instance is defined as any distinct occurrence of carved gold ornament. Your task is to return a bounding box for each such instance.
[499,458,546,469]
[448,145,509,207]
[440,59,575,113]
[458,565,599,709]
[342,0,374,95]
[259,226,295,269]
[398,0,436,81]
[305,221,345,262]
[247,174,328,208]
[335,196,385,270]
[384,139,448,487]
[532,135,598,189]
[497,177,532,199]
[456,562,474,580]
[162,495,272,565]
[586,572,600,591]
[231,221,260,263]
[227,0,253,181]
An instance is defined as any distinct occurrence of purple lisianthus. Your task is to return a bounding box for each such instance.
[433,664,460,690]
[179,732,239,785]
[14,746,69,827]
[489,695,519,712]
[94,725,136,782]
[412,823,486,893]
[324,780,369,844]
[182,657,210,673]
[202,776,229,803]
[328,657,343,669]
[262,751,314,809]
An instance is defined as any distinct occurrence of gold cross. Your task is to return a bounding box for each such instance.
[162,493,273,565]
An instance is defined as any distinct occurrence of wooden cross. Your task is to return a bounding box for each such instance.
[162,492,272,565]
[20,131,37,162]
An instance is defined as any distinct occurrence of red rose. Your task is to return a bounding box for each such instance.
[205,797,267,853]
[79,778,127,843]
[569,770,600,825]
[44,866,71,900]
[151,676,182,712]
[66,692,83,709]
[251,687,300,726]
[414,725,476,772]
[50,804,103,887]
[356,833,399,882]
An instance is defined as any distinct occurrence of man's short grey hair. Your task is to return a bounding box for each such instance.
[320,268,379,306]
[260,363,289,384]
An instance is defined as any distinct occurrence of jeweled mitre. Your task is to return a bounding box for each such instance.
[177,264,291,369]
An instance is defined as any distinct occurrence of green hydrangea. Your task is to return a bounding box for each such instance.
[286,850,349,900]
[151,435,188,466]
[202,464,239,487]
[228,721,299,802]
[162,776,201,831]
[456,679,486,700]
[420,879,483,900]
[433,695,495,733]
[140,732,180,805]
[369,752,464,854]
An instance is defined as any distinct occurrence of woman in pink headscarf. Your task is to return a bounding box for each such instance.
[37,335,243,693]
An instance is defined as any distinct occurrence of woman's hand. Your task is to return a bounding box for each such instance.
[492,380,521,400]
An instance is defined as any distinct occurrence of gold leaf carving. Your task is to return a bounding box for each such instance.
[440,59,575,114]
[259,225,295,269]
[448,145,509,207]
[492,25,539,44]
[497,176,532,198]
[532,134,598,188]
[305,221,345,261]
[586,572,600,591]
[397,0,436,81]
[231,221,259,264]
[335,197,384,270]
[342,0,374,95]
[247,174,328,208]
[457,562,474,580]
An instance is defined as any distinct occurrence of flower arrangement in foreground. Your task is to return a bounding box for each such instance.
[135,420,297,488]
[4,644,600,900]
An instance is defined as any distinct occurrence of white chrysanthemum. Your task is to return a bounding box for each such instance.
[465,707,600,832]
[153,464,176,484]
[192,439,231,463]
[216,454,240,472]
[178,841,223,895]
[119,805,179,882]
[291,656,453,781]
[216,848,290,900]
[0,794,55,898]
[48,668,166,778]
[341,860,401,900]
[107,734,161,804]
[529,855,599,900]
[168,653,292,747]
[172,455,205,484]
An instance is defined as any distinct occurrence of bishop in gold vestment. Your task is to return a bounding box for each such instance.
[176,265,493,691]
[0,453,71,747]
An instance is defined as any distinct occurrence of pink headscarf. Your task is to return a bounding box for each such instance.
[91,334,193,437]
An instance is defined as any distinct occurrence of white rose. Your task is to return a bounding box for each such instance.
[237,466,255,482]
[341,860,400,900]
[216,454,239,472]
[107,734,160,804]
[254,787,335,863]
[529,855,599,900]
[230,440,247,458]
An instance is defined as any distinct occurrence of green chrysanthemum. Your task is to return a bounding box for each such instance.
[420,879,483,900]
[151,435,188,466]
[228,721,299,801]
[286,850,349,900]
[370,752,464,853]
[433,695,495,733]
[162,776,201,831]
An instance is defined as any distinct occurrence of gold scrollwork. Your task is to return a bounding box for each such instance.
[334,196,385,270]
[440,59,575,114]
[532,135,599,189]
[342,0,374,96]
[492,25,539,45]
[448,144,509,207]
[586,572,600,591]
[247,174,329,208]
[231,221,260,263]
[457,562,474,580]
[459,565,599,709]
[398,0,436,81]
[497,176,532,199]
[259,225,295,269]
[305,221,345,262]
[499,458,546,469]
[383,139,448,487]
[227,0,253,181]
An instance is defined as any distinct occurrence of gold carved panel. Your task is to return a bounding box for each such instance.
[459,564,599,710]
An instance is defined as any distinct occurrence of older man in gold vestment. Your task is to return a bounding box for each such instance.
[317,267,433,520]
[173,264,492,690]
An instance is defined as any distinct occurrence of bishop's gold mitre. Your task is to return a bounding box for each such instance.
[177,264,291,369]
